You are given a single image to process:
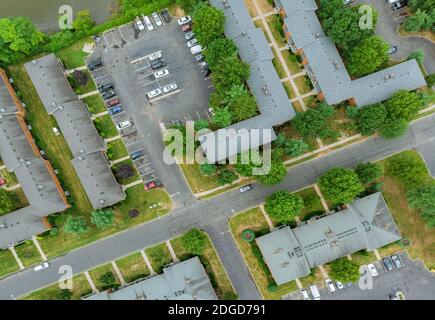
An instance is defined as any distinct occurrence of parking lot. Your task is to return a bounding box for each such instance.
[85,11,213,199]
[288,252,435,300]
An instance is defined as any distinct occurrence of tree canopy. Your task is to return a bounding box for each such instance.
[63,216,88,236]
[256,160,287,185]
[329,258,361,283]
[348,36,389,77]
[355,162,384,184]
[385,90,421,121]
[73,10,96,34]
[319,167,364,204]
[91,209,115,230]
[224,84,257,122]
[265,191,304,222]
[181,228,208,255]
[206,38,238,69]
[200,163,217,176]
[291,108,336,139]
[212,106,232,128]
[192,5,225,47]
[407,185,435,228]
[212,56,250,92]
[356,103,387,136]
[387,152,428,188]
[218,169,238,186]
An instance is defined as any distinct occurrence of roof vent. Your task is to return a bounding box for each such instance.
[242,31,246,36]
[315,32,321,38]
[78,156,84,161]
[32,60,37,65]
[37,185,44,190]
[263,84,270,96]
[281,262,289,268]
[325,227,335,238]
[99,199,106,204]
[330,240,339,247]
[185,277,192,284]
[333,60,340,70]
[273,248,283,254]
[222,0,229,9]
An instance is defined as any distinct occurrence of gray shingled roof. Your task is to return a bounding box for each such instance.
[24,54,125,209]
[256,193,401,285]
[200,0,296,163]
[84,257,218,300]
[278,0,427,106]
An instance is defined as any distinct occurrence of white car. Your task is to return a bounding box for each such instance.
[116,120,132,130]
[33,262,50,271]
[148,51,162,61]
[152,12,163,27]
[135,17,145,31]
[300,288,310,300]
[187,38,198,48]
[178,15,192,25]
[335,281,345,290]
[154,69,169,79]
[162,83,178,93]
[239,184,254,193]
[367,263,379,277]
[325,279,336,293]
[309,285,320,300]
[208,107,215,117]
[190,45,203,55]
[147,88,162,98]
[142,14,154,31]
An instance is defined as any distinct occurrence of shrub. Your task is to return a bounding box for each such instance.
[217,169,238,186]
[181,228,208,255]
[200,163,217,176]
[56,289,72,300]
[319,167,364,204]
[91,209,115,230]
[329,258,360,283]
[63,216,88,236]
[265,191,304,222]
[355,162,384,184]
[387,152,428,188]
[241,229,256,243]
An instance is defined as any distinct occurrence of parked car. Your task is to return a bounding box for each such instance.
[388,46,398,55]
[367,263,379,277]
[150,59,166,70]
[208,107,215,117]
[152,12,163,27]
[187,38,198,48]
[391,254,403,269]
[102,89,116,100]
[98,82,114,93]
[116,120,132,131]
[130,150,145,160]
[383,256,395,271]
[148,52,162,61]
[239,184,254,193]
[135,17,145,31]
[147,88,162,99]
[108,105,123,116]
[154,69,169,79]
[144,180,162,191]
[391,0,407,11]
[300,288,310,300]
[178,15,192,26]
[162,83,178,93]
[190,45,203,55]
[185,31,195,40]
[106,98,120,108]
[161,9,171,23]
[343,0,355,6]
[142,14,154,31]
[335,281,345,290]
[325,279,336,293]
[33,262,50,271]
[199,61,208,69]
[202,68,211,77]
[181,24,192,32]
[87,58,103,71]
[194,54,205,62]
[309,285,321,300]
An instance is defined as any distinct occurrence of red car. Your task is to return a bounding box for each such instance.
[181,23,192,32]
[144,180,162,191]
[106,98,120,108]
[0,178,6,187]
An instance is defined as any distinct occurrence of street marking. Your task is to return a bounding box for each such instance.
[170,192,180,197]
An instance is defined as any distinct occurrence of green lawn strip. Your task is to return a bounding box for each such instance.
[88,263,121,291]
[0,249,20,278]
[8,65,93,214]
[377,150,435,269]
[271,48,287,79]
[229,207,298,299]
[145,243,173,274]
[82,94,107,114]
[107,139,128,161]
[56,37,92,70]
[115,252,150,284]
[14,241,42,268]
[38,187,171,259]
[303,95,320,109]
[111,159,140,185]
[299,267,324,288]
[67,69,97,95]
[8,188,29,213]
[0,168,18,186]
[266,15,286,48]
[282,81,296,99]
[294,75,312,95]
[199,179,253,200]
[180,164,221,193]
[296,187,325,220]
[94,114,118,139]
[281,49,303,75]
[171,232,237,299]
[22,274,92,300]
[351,250,377,266]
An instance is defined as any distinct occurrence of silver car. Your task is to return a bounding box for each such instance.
[162,83,178,93]
[152,12,163,27]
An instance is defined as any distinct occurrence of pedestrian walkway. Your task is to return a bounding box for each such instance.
[374,249,382,261]
[111,261,126,285]
[260,205,275,231]
[84,271,99,293]
[78,90,99,100]
[32,237,47,261]
[9,247,24,270]
[165,240,179,262]
[5,184,21,192]
[313,184,329,212]
[110,156,130,166]
[65,65,88,75]
[318,265,328,279]
[91,111,109,120]
[122,179,143,191]
[295,278,303,289]
[104,135,122,143]
[140,250,156,275]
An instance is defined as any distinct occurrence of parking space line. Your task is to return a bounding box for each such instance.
[148,89,181,102]
[143,176,158,184]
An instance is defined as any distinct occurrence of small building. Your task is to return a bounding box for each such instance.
[83,257,218,300]
[256,192,401,285]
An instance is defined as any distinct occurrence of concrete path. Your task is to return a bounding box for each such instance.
[9,247,24,270]
[91,111,109,120]
[165,240,179,262]
[318,265,329,279]
[110,156,130,166]
[104,135,122,143]
[313,184,330,212]
[5,184,21,192]
[78,90,99,100]
[374,249,382,261]
[32,237,47,261]
[65,66,88,75]
[140,250,156,275]
[111,261,126,285]
[84,271,99,293]
[260,205,275,231]
[121,179,143,191]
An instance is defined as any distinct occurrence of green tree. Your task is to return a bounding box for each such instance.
[291,109,329,138]
[176,0,203,13]
[206,38,238,69]
[90,209,115,230]
[192,5,225,47]
[63,216,88,236]
[256,160,287,185]
[212,56,250,92]
[0,189,14,215]
[387,152,428,188]
[407,185,435,227]
[200,163,217,176]
[408,50,425,64]
[319,167,364,204]
[181,228,208,255]
[234,151,264,177]
[380,117,409,139]
[73,10,96,34]
[0,16,45,64]
[404,9,432,32]
[329,258,360,283]
[425,73,435,87]
[265,191,304,222]
[212,107,232,128]
[355,162,384,184]
[356,103,387,136]
[285,139,309,157]
[349,36,389,77]
[385,90,421,121]
[218,169,238,186]
[224,84,257,122]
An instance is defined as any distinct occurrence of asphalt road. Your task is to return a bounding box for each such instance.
[1,113,434,300]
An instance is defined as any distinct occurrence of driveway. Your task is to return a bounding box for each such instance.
[356,0,435,74]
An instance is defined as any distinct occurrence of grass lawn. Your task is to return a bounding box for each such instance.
[22,274,92,300]
[0,168,18,186]
[299,267,324,288]
[229,208,299,299]
[0,249,19,278]
[82,94,106,114]
[282,81,296,99]
[351,250,377,266]
[94,114,118,139]
[256,0,274,13]
[272,48,287,79]
[171,231,237,299]
[292,100,304,113]
[107,139,128,161]
[326,106,358,139]
[266,15,286,48]
[14,241,42,267]
[294,75,312,95]
[281,49,303,75]
[377,150,435,269]
[145,243,173,274]
[116,252,150,283]
[303,95,320,109]
[296,187,325,220]
[180,164,221,193]
[67,69,97,95]
[8,188,29,213]
[244,0,259,17]
[112,159,140,185]
[89,263,121,291]
[56,37,93,70]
